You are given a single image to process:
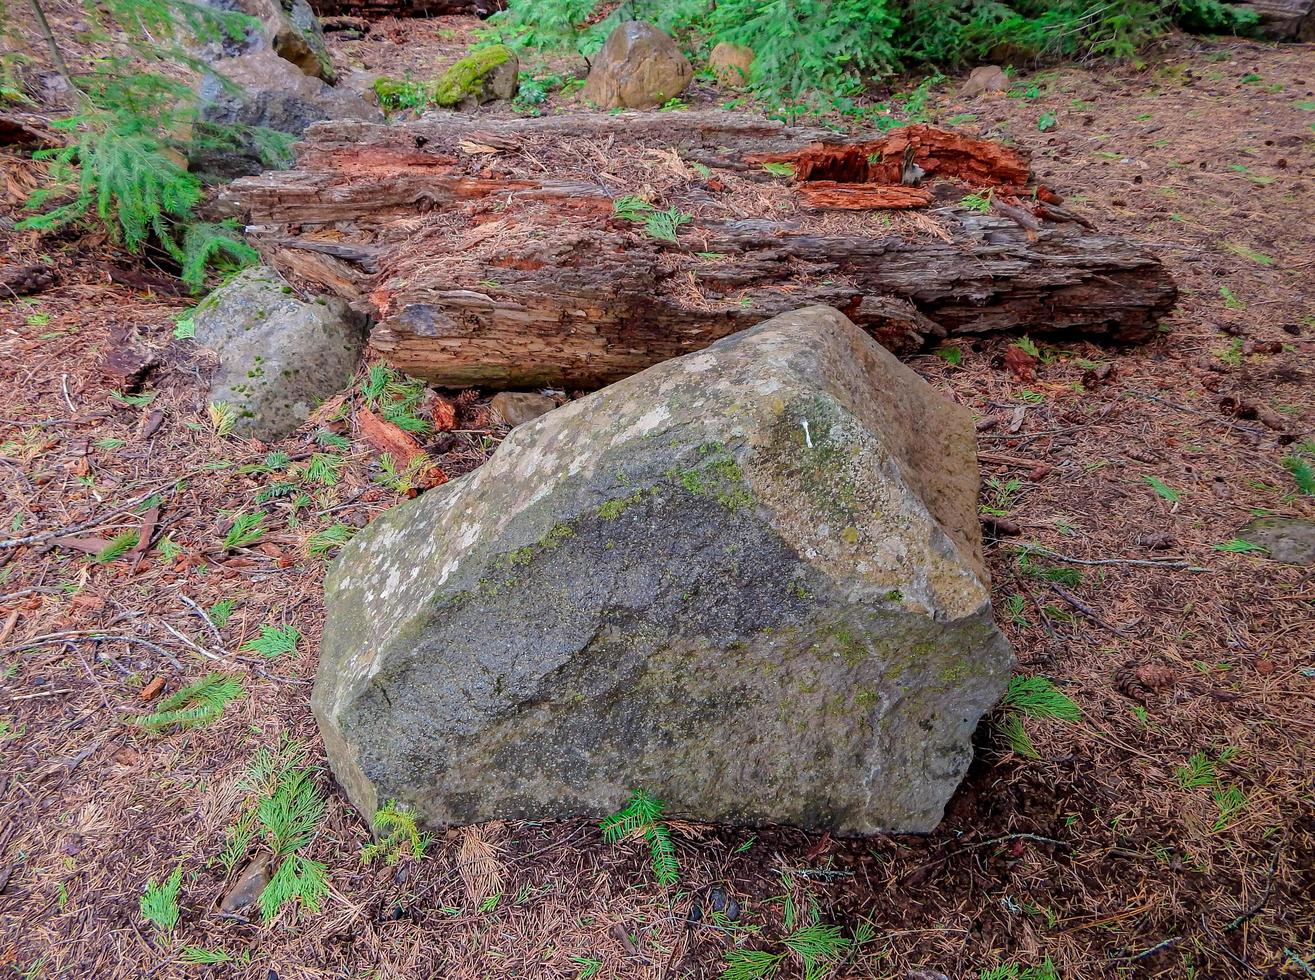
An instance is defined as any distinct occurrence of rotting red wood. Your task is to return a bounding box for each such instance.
[760,124,1033,189]
[228,111,1178,391]
[794,182,934,210]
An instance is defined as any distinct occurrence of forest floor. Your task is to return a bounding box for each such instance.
[0,19,1313,980]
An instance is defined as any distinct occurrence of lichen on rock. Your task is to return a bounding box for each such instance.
[313,305,1013,836]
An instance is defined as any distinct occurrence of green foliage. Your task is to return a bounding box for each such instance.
[17,64,260,291]
[361,800,433,865]
[611,196,692,242]
[128,673,243,732]
[1283,450,1315,495]
[303,452,346,488]
[600,789,679,886]
[998,712,1038,758]
[979,959,1059,980]
[93,530,139,563]
[139,866,183,932]
[222,510,266,550]
[307,522,357,558]
[180,947,238,965]
[1213,538,1266,554]
[1002,675,1082,721]
[490,0,1255,105]
[241,624,301,658]
[1143,475,1182,502]
[226,738,330,922]
[359,365,432,435]
[1176,750,1219,790]
[721,923,852,980]
[209,599,236,628]
[208,401,237,437]
[375,452,435,495]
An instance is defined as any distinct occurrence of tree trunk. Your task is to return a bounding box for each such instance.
[229,112,1178,390]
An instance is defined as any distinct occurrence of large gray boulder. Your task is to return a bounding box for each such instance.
[196,0,335,82]
[192,267,365,442]
[313,306,1013,835]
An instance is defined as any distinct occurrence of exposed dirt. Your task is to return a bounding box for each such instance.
[0,19,1313,980]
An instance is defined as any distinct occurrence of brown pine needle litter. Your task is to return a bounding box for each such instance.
[0,20,1312,980]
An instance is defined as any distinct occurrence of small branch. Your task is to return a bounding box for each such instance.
[1049,583,1130,636]
[1016,541,1204,571]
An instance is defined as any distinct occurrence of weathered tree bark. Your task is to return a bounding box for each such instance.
[1235,0,1315,38]
[307,0,501,16]
[230,112,1178,390]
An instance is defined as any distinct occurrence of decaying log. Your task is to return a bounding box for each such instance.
[0,263,58,299]
[230,111,1178,390]
[307,0,501,16]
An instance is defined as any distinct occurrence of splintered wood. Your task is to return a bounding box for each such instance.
[230,111,1177,390]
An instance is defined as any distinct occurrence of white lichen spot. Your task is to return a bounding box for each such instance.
[684,353,717,374]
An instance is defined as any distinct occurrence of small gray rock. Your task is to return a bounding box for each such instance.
[192,267,366,442]
[961,65,1009,97]
[490,391,557,428]
[1237,517,1315,565]
[221,856,270,912]
[313,305,1013,836]
[582,21,692,110]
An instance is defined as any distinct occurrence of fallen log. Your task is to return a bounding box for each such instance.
[307,0,501,16]
[230,111,1178,390]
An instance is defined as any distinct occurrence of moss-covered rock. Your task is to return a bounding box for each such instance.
[433,45,518,108]
[313,306,1013,835]
[191,267,366,441]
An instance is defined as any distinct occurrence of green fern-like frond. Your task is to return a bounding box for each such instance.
[208,400,237,437]
[644,207,692,242]
[314,428,351,450]
[93,530,139,563]
[256,480,300,503]
[1175,751,1218,791]
[612,194,655,222]
[257,766,326,857]
[303,453,346,487]
[997,712,1038,759]
[362,800,432,865]
[127,672,243,732]
[645,823,678,886]
[180,946,235,964]
[178,221,259,292]
[721,948,785,980]
[601,789,678,885]
[258,854,329,922]
[1283,453,1315,495]
[781,924,851,980]
[240,624,300,658]
[600,788,666,843]
[307,522,357,558]
[209,599,236,628]
[222,510,266,550]
[1001,676,1081,722]
[139,866,183,931]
